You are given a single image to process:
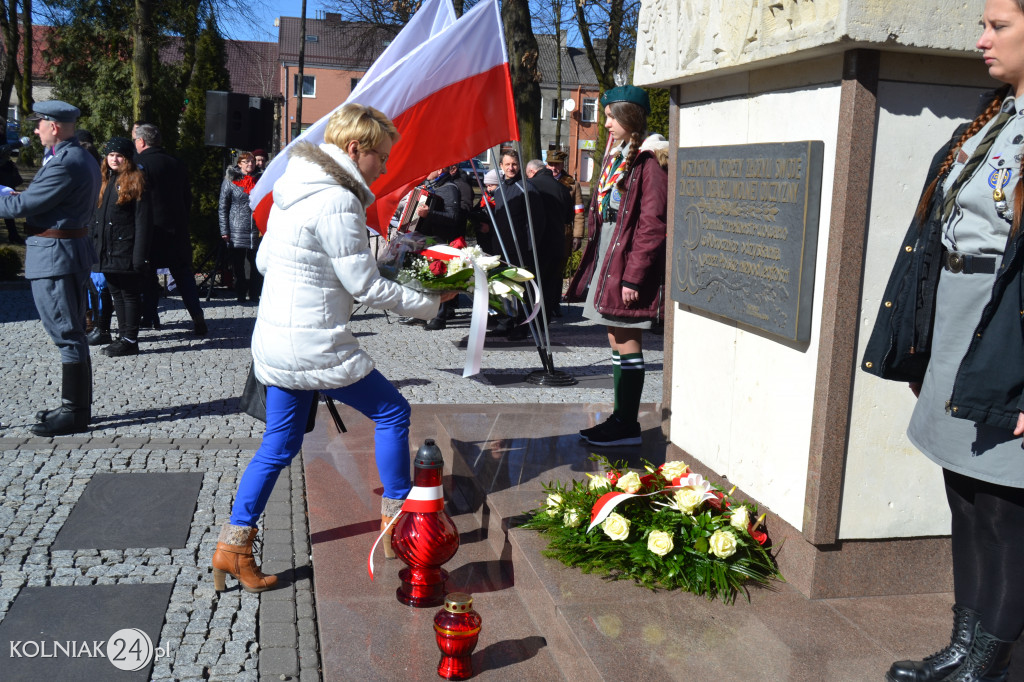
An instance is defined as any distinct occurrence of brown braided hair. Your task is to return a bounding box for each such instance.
[608,101,648,191]
[914,85,1013,230]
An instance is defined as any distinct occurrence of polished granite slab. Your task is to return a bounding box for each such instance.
[302,402,1024,681]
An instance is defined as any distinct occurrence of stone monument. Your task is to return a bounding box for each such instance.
[637,0,991,598]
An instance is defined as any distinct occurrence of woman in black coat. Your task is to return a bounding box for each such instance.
[90,137,152,357]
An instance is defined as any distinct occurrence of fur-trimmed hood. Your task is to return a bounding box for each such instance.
[273,141,373,211]
[224,164,253,183]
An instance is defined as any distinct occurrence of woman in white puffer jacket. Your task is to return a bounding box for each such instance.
[212,104,452,593]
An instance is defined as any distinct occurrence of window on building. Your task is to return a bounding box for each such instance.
[293,74,316,97]
[350,78,360,91]
[549,99,566,120]
[581,98,597,123]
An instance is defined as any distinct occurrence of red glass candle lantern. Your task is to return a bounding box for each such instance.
[392,439,460,607]
[434,592,482,680]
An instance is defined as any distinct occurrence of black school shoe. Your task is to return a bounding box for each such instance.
[581,414,642,447]
[102,338,139,357]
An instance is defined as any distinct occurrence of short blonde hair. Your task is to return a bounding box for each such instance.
[324,103,399,152]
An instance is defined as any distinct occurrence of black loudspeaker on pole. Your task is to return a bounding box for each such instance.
[204,91,274,151]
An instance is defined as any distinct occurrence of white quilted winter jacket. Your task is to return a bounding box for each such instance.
[251,142,439,390]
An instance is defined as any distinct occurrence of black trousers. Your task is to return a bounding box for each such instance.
[105,272,142,342]
[945,467,1024,641]
[229,247,262,302]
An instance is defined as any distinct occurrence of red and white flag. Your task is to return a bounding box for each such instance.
[250,0,518,237]
[249,0,457,232]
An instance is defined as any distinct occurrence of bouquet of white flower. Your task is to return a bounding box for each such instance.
[378,232,534,310]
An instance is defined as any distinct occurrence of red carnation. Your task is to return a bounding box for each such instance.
[639,474,657,489]
[606,471,620,485]
[449,236,467,249]
[429,260,447,276]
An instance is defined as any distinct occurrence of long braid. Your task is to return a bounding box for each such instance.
[617,131,643,191]
[915,88,1008,225]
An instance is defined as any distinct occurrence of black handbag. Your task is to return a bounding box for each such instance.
[240,362,346,434]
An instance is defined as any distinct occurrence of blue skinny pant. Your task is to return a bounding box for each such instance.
[229,369,413,528]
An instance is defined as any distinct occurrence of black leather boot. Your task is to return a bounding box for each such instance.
[31,363,91,436]
[941,622,1013,682]
[887,605,980,682]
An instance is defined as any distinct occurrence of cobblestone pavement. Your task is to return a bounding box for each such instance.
[0,280,662,680]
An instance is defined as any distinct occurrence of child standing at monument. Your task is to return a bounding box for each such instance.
[567,85,668,447]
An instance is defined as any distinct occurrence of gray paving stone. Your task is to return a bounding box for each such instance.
[259,646,299,676]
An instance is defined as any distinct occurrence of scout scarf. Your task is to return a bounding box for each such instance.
[597,145,629,216]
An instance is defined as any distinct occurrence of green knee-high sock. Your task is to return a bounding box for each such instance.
[615,352,645,424]
[611,350,621,413]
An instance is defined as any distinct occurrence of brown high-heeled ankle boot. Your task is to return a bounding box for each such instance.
[211,523,278,593]
[381,496,404,560]
[382,515,396,559]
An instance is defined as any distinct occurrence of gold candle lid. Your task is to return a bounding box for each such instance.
[444,592,473,613]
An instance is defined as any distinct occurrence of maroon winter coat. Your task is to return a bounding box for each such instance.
[567,148,667,320]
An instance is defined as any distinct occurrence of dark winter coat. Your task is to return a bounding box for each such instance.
[528,167,573,260]
[136,146,192,268]
[219,166,259,250]
[862,119,1024,431]
[418,172,468,243]
[567,149,667,319]
[91,171,154,275]
[492,173,548,267]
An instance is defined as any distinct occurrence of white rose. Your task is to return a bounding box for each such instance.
[674,487,705,515]
[660,461,689,481]
[563,508,582,528]
[647,530,674,556]
[545,494,563,513]
[601,512,630,541]
[588,474,610,491]
[730,505,751,531]
[616,471,642,494]
[708,529,738,559]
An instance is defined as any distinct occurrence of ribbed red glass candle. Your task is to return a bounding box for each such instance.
[434,592,481,679]
[393,439,460,607]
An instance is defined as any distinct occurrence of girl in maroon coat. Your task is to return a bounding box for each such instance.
[567,85,668,446]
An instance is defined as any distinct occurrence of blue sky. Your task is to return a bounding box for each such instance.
[221,1,328,43]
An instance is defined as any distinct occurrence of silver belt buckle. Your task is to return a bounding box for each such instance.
[947,252,964,273]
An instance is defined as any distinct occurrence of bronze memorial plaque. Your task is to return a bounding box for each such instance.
[671,141,824,343]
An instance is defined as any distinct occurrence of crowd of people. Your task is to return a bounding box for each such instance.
[0,89,669,589]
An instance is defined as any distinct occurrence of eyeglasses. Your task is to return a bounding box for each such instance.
[360,146,389,165]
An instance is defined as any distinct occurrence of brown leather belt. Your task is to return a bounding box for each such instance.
[28,227,88,239]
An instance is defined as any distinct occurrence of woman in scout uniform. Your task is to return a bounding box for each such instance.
[866,1,1024,679]
[566,85,668,447]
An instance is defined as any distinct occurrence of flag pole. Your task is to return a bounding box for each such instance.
[484,150,553,374]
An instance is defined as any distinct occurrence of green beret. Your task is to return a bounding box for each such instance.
[600,86,650,114]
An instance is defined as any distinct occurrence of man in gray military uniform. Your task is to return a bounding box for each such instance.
[0,101,101,436]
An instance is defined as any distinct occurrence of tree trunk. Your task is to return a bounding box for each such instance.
[502,0,541,162]
[574,0,626,193]
[133,0,154,122]
[16,0,30,125]
[0,0,19,122]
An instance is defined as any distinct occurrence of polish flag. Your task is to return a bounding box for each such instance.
[250,0,519,237]
[355,0,518,233]
[249,0,457,233]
